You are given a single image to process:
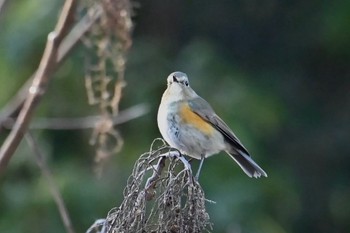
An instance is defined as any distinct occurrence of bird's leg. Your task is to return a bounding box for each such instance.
[195,155,205,180]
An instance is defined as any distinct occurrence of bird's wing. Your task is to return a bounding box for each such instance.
[188,97,250,156]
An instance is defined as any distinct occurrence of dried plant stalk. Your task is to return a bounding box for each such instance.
[87,139,213,233]
[82,0,134,173]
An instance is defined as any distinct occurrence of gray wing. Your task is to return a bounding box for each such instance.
[188,97,250,156]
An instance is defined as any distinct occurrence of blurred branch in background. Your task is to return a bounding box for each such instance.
[87,139,213,233]
[0,0,140,231]
[2,103,149,130]
[0,4,102,133]
[0,0,78,173]
[25,132,76,233]
[0,0,134,174]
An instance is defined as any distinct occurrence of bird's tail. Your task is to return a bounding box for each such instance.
[226,149,267,178]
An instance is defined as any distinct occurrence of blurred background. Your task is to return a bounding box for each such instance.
[1,0,350,233]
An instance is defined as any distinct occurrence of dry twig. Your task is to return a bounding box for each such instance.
[83,0,134,173]
[0,0,78,173]
[3,103,149,130]
[0,3,102,133]
[86,139,213,233]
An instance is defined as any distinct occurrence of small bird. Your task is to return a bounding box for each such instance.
[157,71,267,178]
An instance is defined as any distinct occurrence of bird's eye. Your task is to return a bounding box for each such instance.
[184,81,189,86]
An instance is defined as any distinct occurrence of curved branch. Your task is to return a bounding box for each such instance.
[0,4,102,132]
[0,0,77,173]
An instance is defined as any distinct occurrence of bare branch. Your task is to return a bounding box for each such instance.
[144,156,166,201]
[0,4,102,133]
[3,103,149,130]
[57,4,102,62]
[0,0,77,173]
[25,132,76,233]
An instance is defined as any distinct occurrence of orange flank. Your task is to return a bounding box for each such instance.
[180,103,215,135]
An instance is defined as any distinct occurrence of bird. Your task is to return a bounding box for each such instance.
[157,71,267,179]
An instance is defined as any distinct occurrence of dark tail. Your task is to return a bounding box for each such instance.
[226,149,267,178]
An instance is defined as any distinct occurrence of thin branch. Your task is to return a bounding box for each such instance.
[57,4,102,61]
[25,132,76,233]
[86,219,107,233]
[0,0,77,173]
[144,156,166,201]
[3,103,149,130]
[0,4,102,132]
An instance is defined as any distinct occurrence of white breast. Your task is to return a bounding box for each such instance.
[157,100,171,144]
